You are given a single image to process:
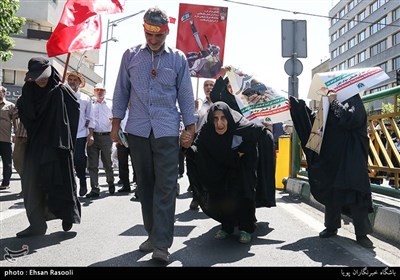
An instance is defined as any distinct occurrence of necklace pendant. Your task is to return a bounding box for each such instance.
[151,68,157,79]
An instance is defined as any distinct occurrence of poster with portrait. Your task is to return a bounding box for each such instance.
[176,3,228,78]
[226,66,292,126]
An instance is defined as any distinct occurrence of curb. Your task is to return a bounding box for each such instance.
[284,177,400,245]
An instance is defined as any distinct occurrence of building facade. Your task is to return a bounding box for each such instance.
[1,0,102,103]
[313,0,400,113]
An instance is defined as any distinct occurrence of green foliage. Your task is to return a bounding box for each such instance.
[0,0,26,62]
[381,96,400,115]
[381,102,394,115]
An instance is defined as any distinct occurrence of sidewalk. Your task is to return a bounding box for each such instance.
[284,177,400,245]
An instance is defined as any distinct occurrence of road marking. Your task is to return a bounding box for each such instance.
[279,201,394,267]
[279,201,323,232]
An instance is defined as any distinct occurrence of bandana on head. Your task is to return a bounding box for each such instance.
[143,22,169,34]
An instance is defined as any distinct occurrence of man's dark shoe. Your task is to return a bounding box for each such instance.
[16,226,46,238]
[356,235,374,248]
[118,185,131,193]
[319,228,337,238]
[79,179,87,197]
[109,184,115,194]
[117,179,123,185]
[152,248,169,263]
[62,221,73,232]
[86,189,100,198]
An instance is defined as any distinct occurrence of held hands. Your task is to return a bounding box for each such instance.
[180,130,193,149]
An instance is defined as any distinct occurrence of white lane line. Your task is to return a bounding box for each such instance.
[278,201,393,267]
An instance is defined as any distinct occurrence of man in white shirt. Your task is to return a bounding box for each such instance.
[66,71,94,197]
[86,83,115,198]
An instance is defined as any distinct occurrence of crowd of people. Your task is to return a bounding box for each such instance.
[0,5,377,265]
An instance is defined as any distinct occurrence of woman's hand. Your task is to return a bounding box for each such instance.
[327,90,337,104]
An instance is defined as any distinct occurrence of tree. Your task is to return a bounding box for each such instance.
[0,0,25,62]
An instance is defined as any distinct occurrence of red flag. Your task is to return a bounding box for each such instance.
[47,0,125,57]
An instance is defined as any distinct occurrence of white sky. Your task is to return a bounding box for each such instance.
[97,0,339,101]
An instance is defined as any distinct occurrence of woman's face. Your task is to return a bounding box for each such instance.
[35,78,49,88]
[213,110,228,135]
[227,82,233,95]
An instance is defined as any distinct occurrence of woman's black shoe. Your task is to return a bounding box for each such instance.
[118,185,131,193]
[16,226,46,238]
[62,221,73,232]
[356,235,374,248]
[319,228,337,238]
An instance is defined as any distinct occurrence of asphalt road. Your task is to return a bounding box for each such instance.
[0,168,398,275]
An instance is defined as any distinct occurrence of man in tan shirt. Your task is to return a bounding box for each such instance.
[0,86,17,190]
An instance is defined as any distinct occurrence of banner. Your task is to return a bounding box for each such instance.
[176,3,228,78]
[306,67,389,154]
[308,67,390,102]
[226,66,292,125]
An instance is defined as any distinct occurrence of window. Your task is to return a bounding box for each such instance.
[348,56,356,67]
[348,37,356,49]
[370,17,386,35]
[348,0,355,11]
[392,56,400,70]
[358,50,366,63]
[393,7,400,21]
[3,70,16,85]
[393,32,400,46]
[358,30,366,42]
[339,43,346,54]
[331,49,338,59]
[348,18,356,29]
[377,62,387,72]
[339,26,346,36]
[339,8,346,19]
[370,39,387,56]
[339,61,347,70]
[370,1,379,13]
[357,10,366,22]
[331,32,338,43]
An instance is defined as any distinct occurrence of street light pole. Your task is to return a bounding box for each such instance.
[103,10,145,87]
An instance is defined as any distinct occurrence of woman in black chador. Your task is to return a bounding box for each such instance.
[185,101,259,243]
[289,91,374,248]
[16,57,81,237]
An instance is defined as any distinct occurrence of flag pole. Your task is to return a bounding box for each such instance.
[195,77,199,100]
[62,53,71,83]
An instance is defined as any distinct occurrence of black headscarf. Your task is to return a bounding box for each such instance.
[197,101,255,164]
[189,101,256,193]
[18,66,62,133]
